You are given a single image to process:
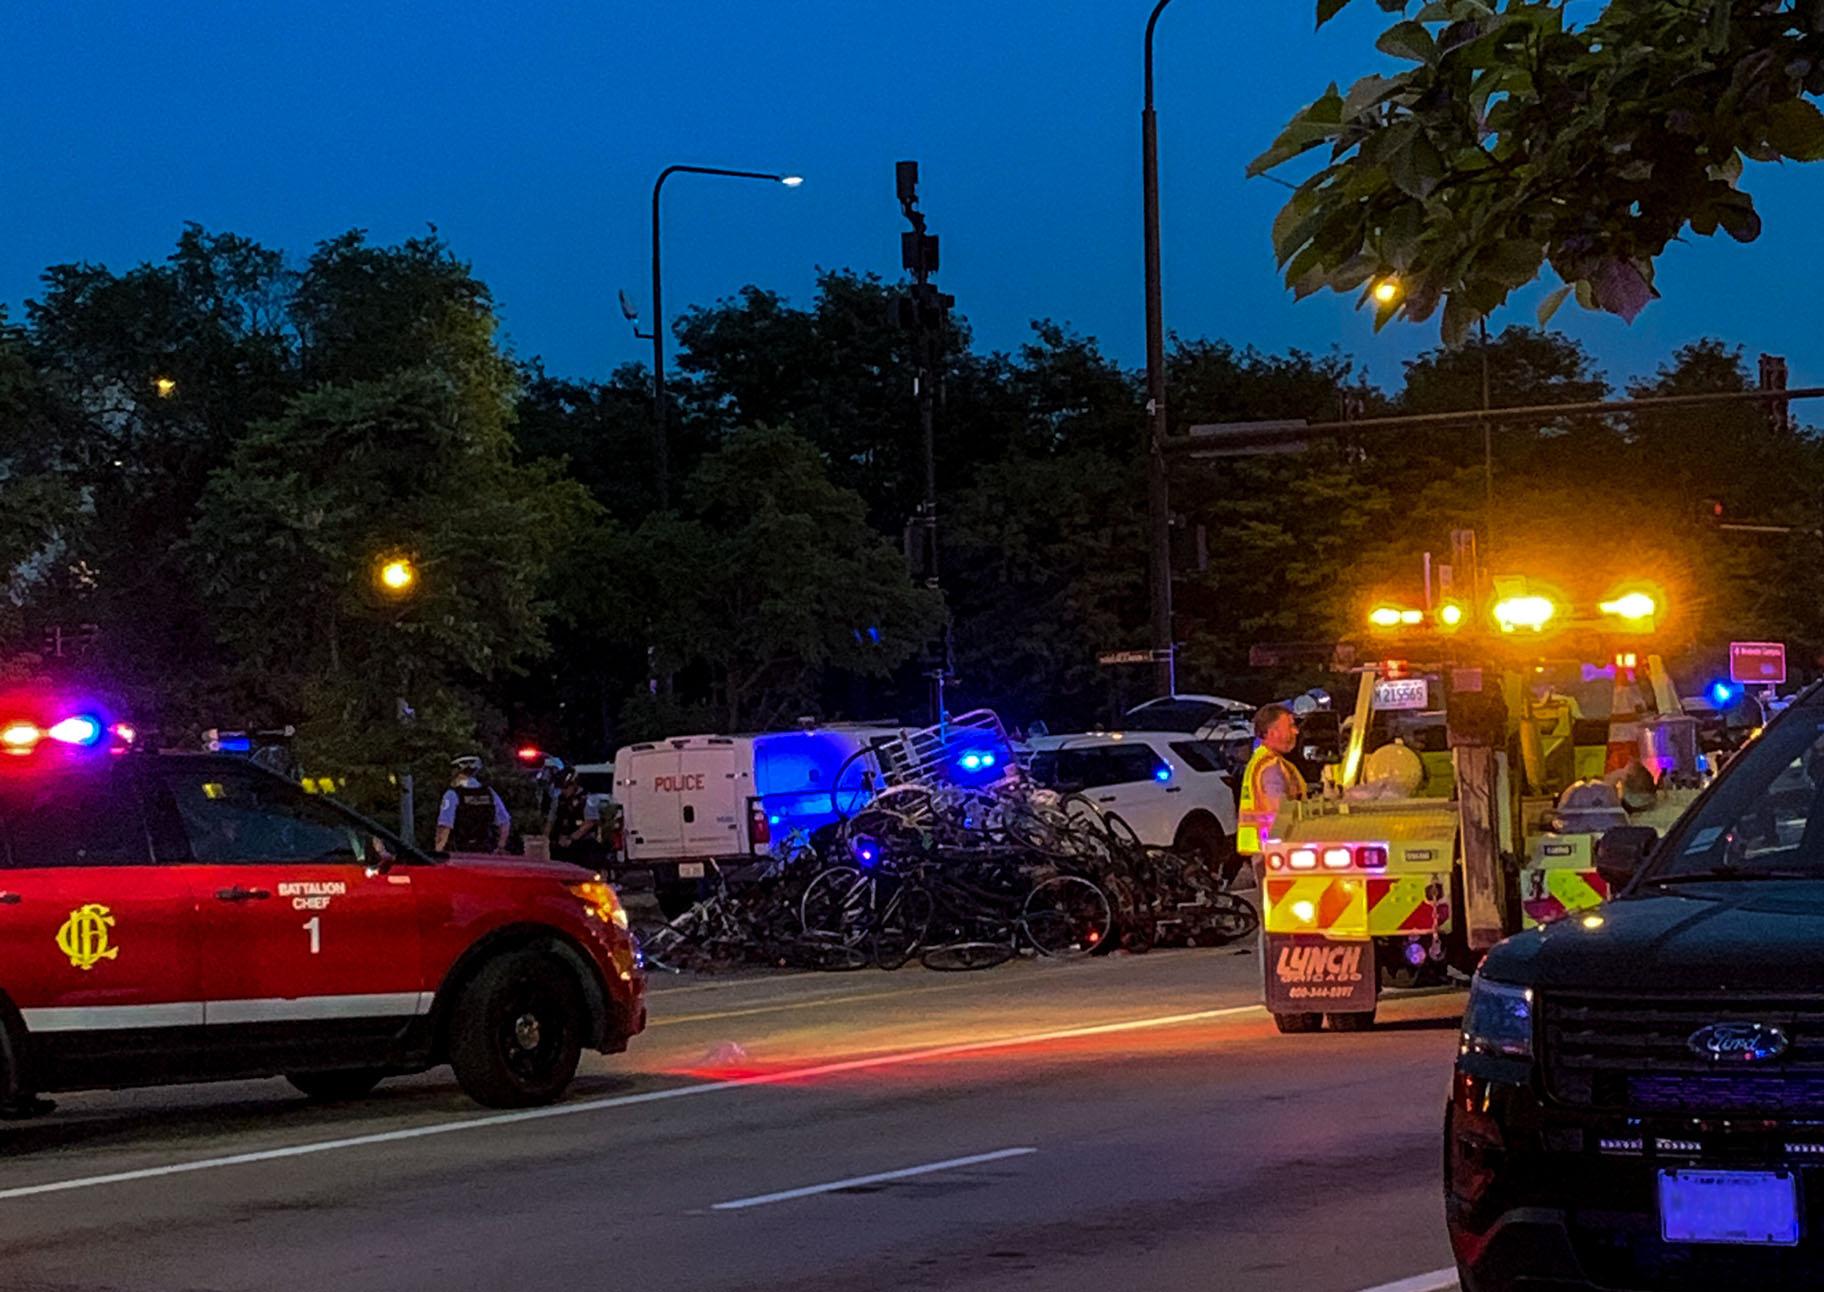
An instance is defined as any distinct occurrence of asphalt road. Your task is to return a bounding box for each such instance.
[0,947,1465,1292]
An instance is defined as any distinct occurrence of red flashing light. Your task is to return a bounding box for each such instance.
[1382,659,1408,680]
[515,745,543,764]
[1356,845,1389,869]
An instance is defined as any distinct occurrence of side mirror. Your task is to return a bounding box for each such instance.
[1596,824,1659,890]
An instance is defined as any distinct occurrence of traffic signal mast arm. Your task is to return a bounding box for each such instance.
[1168,384,1824,456]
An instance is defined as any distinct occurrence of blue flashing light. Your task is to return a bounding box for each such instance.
[1154,766,1172,782]
[1709,680,1741,708]
[767,814,783,827]
[216,735,252,753]
[956,749,998,774]
[852,835,880,867]
[47,715,104,747]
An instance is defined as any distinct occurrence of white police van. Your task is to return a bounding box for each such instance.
[614,724,904,914]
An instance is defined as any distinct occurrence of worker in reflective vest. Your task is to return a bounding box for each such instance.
[1237,703,1308,856]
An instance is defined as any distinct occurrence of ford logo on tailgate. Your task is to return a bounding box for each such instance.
[1688,1022,1790,1062]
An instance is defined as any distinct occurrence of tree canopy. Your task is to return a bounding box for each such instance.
[2,222,1819,817]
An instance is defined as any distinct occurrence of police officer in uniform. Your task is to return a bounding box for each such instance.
[435,755,511,853]
[546,768,601,864]
[1237,703,1309,860]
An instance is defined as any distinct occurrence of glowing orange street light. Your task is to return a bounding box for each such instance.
[376,557,417,595]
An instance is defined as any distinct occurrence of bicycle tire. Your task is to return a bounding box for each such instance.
[827,746,882,822]
[799,866,870,942]
[919,939,1017,972]
[1199,894,1260,944]
[1022,874,1113,959]
[872,883,934,970]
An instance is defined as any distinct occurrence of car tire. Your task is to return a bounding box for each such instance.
[1175,816,1239,886]
[448,949,587,1109]
[286,1069,387,1102]
[1273,1011,1323,1034]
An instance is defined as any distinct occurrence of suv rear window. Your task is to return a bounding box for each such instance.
[0,766,150,868]
[1169,741,1226,773]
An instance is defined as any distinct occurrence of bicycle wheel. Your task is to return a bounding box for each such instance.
[827,746,882,821]
[1022,874,1113,959]
[799,938,872,971]
[872,882,934,970]
[919,937,1017,972]
[799,866,870,942]
[1197,892,1260,945]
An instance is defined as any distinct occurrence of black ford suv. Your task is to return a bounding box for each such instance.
[1449,683,1824,1289]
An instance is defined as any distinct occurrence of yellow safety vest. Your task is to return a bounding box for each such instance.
[1237,744,1307,855]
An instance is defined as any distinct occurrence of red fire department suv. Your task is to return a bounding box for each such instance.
[0,696,645,1111]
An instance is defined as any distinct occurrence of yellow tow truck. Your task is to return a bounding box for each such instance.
[1257,578,1707,1032]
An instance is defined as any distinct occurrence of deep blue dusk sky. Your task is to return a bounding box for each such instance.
[4,1,1821,393]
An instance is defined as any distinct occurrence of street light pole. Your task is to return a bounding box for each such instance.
[1142,0,1178,698]
[648,165,803,508]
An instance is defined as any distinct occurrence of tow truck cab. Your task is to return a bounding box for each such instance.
[1259,577,1704,1031]
[1449,681,1824,1290]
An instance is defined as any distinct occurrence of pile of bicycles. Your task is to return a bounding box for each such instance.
[632,778,1258,975]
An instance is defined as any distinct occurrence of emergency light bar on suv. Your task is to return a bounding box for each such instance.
[0,710,136,756]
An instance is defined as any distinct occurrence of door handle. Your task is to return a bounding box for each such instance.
[1165,786,1183,794]
[1096,795,1117,803]
[215,886,271,902]
[0,892,18,905]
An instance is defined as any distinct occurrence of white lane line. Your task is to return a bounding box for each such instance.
[1351,1269,1458,1292]
[711,1146,1037,1211]
[0,1003,1263,1203]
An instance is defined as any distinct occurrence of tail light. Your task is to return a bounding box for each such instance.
[748,799,771,850]
[1288,848,1318,870]
[1355,845,1388,869]
[1321,847,1353,870]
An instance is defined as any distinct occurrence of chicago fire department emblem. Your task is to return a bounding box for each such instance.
[56,904,119,971]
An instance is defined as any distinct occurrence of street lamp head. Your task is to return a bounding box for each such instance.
[778,174,805,188]
[377,557,417,595]
[153,376,178,399]
[1371,277,1403,306]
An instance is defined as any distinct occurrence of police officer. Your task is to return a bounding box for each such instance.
[546,768,601,864]
[1237,703,1309,859]
[435,755,511,853]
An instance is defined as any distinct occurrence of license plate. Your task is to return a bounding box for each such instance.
[1660,1169,1800,1246]
[676,862,706,879]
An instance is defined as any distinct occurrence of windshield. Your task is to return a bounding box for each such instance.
[1650,687,1824,878]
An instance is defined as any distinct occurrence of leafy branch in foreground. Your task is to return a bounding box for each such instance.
[1255,0,1824,343]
